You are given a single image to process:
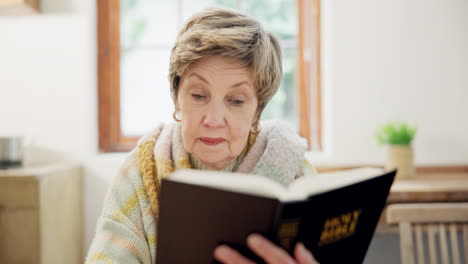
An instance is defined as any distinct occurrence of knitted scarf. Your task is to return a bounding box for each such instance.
[136,120,307,217]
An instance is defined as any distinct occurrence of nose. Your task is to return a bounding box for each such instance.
[202,101,226,128]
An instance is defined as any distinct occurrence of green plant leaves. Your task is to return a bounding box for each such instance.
[375,121,417,146]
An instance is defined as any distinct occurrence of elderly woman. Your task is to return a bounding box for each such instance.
[86,7,318,264]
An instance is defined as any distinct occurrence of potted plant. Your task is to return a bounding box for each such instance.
[376,121,417,179]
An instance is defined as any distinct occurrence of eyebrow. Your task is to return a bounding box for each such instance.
[187,72,253,89]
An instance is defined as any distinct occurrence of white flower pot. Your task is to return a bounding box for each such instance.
[384,145,415,179]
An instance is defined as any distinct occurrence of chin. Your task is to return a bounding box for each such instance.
[198,154,229,167]
[194,150,234,169]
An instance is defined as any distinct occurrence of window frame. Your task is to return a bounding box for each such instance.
[97,0,322,152]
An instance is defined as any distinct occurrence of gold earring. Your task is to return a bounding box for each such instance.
[250,123,260,135]
[247,123,260,150]
[172,111,181,122]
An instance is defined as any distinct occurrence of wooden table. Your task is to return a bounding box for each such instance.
[389,173,468,203]
[377,172,468,234]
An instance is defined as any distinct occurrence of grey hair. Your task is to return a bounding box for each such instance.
[169,7,282,121]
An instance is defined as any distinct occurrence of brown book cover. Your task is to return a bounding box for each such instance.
[156,169,396,264]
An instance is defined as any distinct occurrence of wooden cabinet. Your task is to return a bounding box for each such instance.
[0,163,82,264]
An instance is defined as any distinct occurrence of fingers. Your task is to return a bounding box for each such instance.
[294,242,319,264]
[247,234,296,264]
[214,245,256,264]
[215,235,319,264]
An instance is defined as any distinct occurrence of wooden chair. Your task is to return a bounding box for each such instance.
[387,203,468,264]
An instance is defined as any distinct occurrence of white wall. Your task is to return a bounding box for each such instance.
[0,0,467,262]
[313,0,468,167]
[0,1,126,258]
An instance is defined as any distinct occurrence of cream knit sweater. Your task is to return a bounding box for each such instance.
[85,121,314,263]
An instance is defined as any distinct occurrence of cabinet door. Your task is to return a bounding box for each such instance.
[0,208,40,264]
[0,176,40,263]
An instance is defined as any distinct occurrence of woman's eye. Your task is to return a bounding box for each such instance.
[230,99,245,106]
[191,94,205,100]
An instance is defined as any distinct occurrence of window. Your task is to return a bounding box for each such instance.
[98,0,322,152]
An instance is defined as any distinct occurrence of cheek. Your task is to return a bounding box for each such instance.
[180,108,202,152]
[232,120,251,138]
[228,116,254,151]
[181,120,195,152]
[228,102,257,149]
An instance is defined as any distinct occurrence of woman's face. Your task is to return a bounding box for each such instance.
[177,56,258,169]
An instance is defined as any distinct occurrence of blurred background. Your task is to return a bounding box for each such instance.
[0,0,467,263]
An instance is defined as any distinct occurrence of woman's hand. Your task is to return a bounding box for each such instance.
[214,234,319,264]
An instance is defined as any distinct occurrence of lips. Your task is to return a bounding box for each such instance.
[200,137,226,146]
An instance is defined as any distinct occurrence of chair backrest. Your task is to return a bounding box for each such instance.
[387,203,468,264]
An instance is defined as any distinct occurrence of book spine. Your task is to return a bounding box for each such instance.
[272,201,306,253]
[270,201,285,238]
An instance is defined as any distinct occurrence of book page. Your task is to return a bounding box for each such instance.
[168,169,289,199]
[283,167,387,201]
[167,167,387,202]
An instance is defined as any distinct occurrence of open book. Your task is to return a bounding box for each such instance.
[156,167,396,264]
